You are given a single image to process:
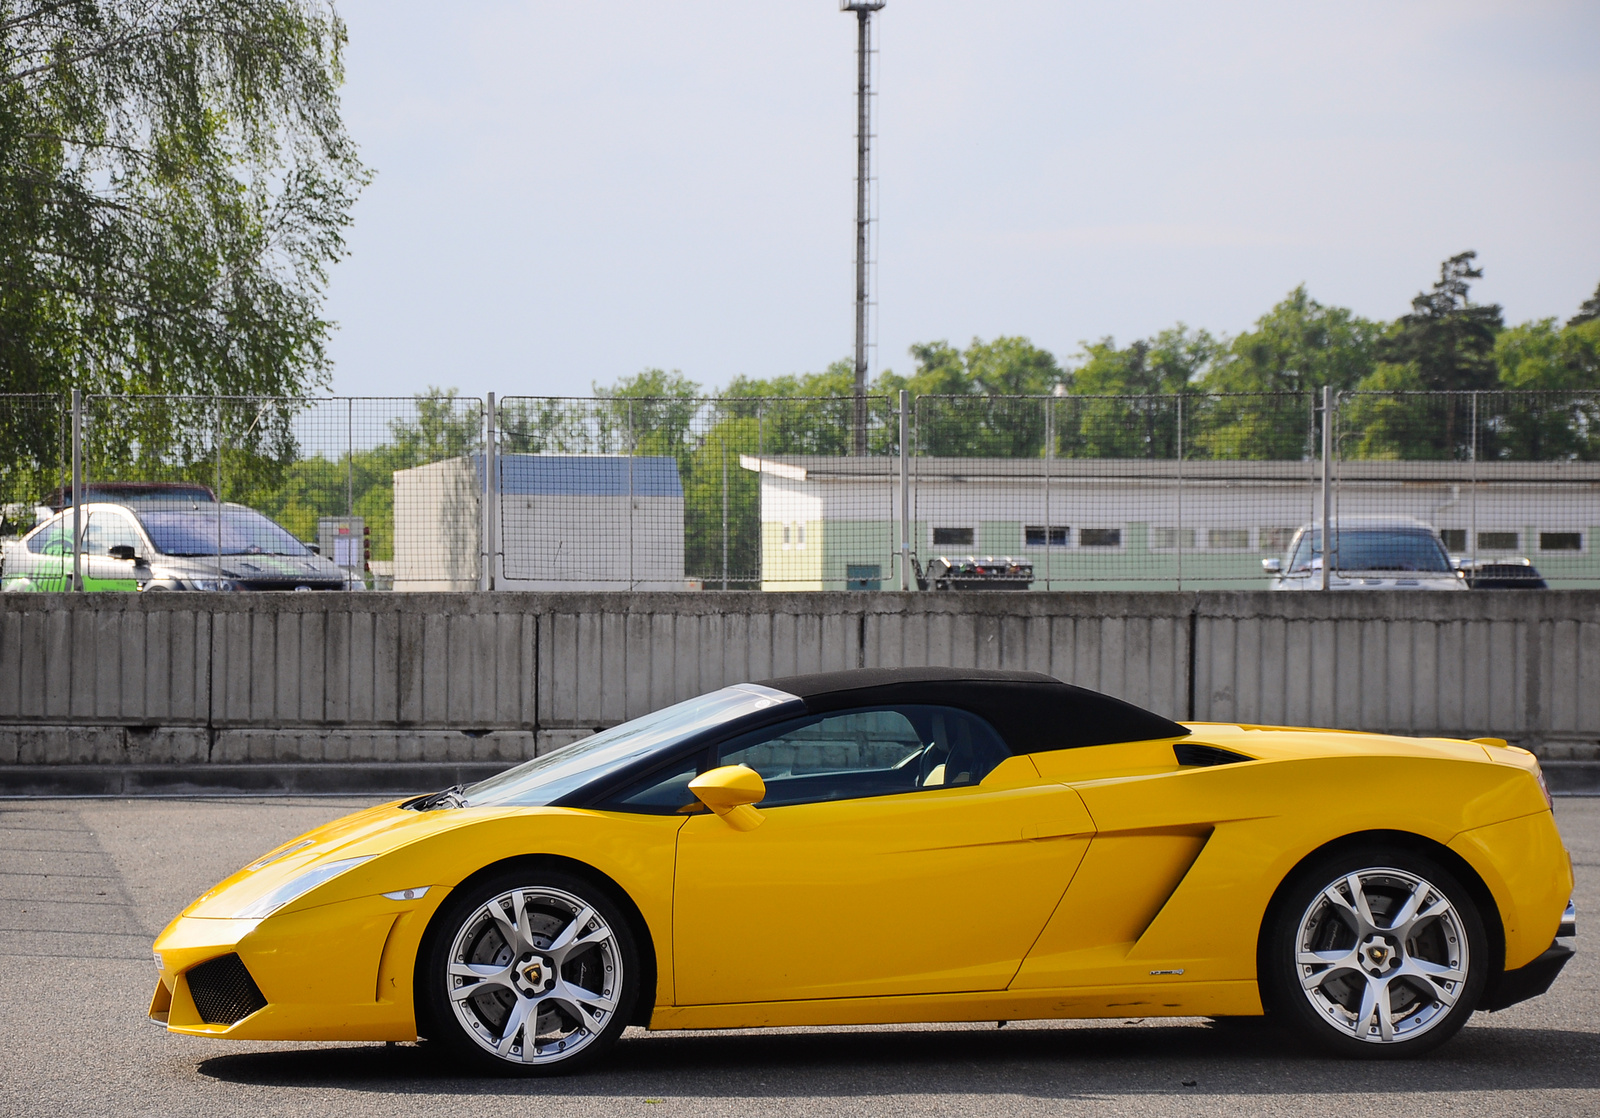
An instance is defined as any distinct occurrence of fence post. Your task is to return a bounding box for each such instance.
[346,397,354,518]
[899,389,910,591]
[215,401,223,579]
[627,399,635,591]
[1176,394,1184,593]
[757,404,765,589]
[1469,390,1479,572]
[721,433,729,590]
[482,393,496,592]
[1320,385,1333,591]
[1043,395,1053,592]
[70,389,82,592]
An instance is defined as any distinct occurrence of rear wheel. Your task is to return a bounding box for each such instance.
[1261,848,1487,1058]
[419,869,638,1074]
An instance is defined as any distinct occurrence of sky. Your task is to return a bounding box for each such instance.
[323,1,1600,400]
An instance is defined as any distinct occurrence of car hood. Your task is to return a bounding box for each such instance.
[176,799,523,922]
[154,552,345,581]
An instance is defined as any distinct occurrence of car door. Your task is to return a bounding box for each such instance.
[664,705,1095,1005]
[79,510,144,590]
[5,514,72,591]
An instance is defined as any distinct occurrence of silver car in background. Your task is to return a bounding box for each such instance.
[2,500,354,592]
[1264,516,1466,591]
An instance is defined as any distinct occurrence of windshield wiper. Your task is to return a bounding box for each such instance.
[404,784,466,811]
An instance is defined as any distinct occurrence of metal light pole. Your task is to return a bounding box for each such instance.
[843,1,884,456]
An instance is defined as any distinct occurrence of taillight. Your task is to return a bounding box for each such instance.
[1534,764,1553,809]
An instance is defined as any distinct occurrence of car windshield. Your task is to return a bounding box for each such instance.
[463,684,801,808]
[135,507,311,557]
[1288,529,1451,573]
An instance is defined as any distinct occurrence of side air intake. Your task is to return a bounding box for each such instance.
[1174,743,1252,768]
[186,953,267,1025]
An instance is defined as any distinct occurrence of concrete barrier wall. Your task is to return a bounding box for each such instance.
[1,591,1597,767]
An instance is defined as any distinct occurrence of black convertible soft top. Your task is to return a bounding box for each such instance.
[755,667,1188,754]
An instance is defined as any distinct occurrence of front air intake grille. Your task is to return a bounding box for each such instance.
[186,953,267,1025]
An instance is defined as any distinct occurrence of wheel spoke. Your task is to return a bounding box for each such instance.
[1386,879,1430,933]
[547,986,608,1035]
[449,961,514,1000]
[487,893,527,954]
[1322,880,1372,935]
[1398,957,1466,1003]
[1346,874,1379,932]
[1297,948,1361,990]
[495,999,530,1059]
[546,905,595,953]
[1374,981,1396,1041]
[548,906,614,964]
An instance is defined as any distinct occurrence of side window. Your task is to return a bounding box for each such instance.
[605,705,1011,813]
[27,516,70,555]
[83,512,143,555]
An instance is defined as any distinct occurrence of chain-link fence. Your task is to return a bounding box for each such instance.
[1332,391,1600,589]
[496,396,898,590]
[2,389,1596,592]
[0,394,69,542]
[911,393,1325,590]
[2,394,484,592]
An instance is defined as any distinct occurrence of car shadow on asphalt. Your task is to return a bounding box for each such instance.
[196,1021,1600,1097]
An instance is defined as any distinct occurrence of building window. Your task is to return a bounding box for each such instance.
[846,564,882,591]
[1149,527,1194,550]
[1079,528,1121,547]
[1541,532,1582,552]
[1025,525,1068,546]
[1440,529,1466,552]
[933,527,974,547]
[1208,528,1249,550]
[796,523,806,549]
[781,524,791,549]
[1479,531,1518,551]
[1259,527,1297,553]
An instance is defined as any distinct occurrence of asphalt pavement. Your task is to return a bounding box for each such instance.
[1,795,1595,1118]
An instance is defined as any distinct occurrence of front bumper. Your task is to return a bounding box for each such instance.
[150,887,447,1041]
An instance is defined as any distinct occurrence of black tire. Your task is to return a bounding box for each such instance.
[1260,845,1488,1058]
[418,867,640,1075]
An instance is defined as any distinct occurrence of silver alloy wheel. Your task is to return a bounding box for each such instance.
[445,886,623,1065]
[1294,866,1469,1044]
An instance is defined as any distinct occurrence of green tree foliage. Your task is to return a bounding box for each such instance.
[0,0,364,396]
[1342,253,1500,459]
[1055,327,1216,459]
[1569,280,1600,327]
[882,337,1065,457]
[0,0,365,470]
[1182,289,1380,460]
[1374,252,1504,392]
[1340,255,1600,461]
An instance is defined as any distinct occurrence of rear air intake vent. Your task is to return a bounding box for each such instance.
[186,953,267,1025]
[1174,743,1251,768]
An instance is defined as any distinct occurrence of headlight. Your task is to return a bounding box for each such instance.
[232,856,374,920]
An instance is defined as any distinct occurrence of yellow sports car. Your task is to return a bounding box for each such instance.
[151,668,1576,1071]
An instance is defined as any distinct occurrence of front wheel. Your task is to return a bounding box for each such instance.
[419,869,639,1074]
[1260,848,1488,1058]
